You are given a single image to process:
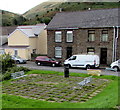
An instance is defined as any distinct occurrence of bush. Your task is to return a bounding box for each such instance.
[1,66,31,81]
[1,53,15,73]
[0,54,30,81]
[2,72,11,81]
[7,66,31,73]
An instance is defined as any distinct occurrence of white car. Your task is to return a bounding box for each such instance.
[11,56,27,64]
[110,59,120,71]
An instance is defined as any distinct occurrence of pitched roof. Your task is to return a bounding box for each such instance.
[0,26,17,36]
[9,24,46,37]
[0,26,17,45]
[47,8,119,29]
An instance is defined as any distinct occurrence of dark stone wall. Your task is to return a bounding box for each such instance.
[47,27,119,65]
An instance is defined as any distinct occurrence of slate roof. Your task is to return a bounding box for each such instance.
[10,24,46,37]
[0,26,17,36]
[0,26,17,45]
[47,8,119,30]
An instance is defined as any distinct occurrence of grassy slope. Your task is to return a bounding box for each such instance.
[0,10,23,26]
[2,70,119,108]
[1,2,119,26]
[23,2,62,19]
[23,2,119,19]
[2,80,118,108]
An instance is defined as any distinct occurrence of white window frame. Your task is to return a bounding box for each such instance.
[101,30,108,42]
[87,48,95,55]
[66,31,73,42]
[101,34,108,42]
[88,30,95,42]
[55,47,62,58]
[55,31,62,42]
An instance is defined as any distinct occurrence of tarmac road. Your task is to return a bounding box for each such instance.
[17,61,119,76]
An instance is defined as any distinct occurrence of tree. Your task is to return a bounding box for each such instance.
[0,53,15,73]
[42,17,51,25]
[14,15,26,25]
[12,18,18,25]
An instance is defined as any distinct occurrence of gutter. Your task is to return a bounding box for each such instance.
[112,26,115,62]
[113,26,119,62]
[115,26,119,61]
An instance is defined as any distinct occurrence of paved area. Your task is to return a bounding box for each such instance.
[17,61,119,76]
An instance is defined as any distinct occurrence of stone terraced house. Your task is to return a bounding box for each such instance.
[46,8,120,65]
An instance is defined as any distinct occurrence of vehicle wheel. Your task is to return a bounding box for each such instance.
[37,62,41,66]
[113,66,119,71]
[68,64,71,68]
[52,63,55,67]
[16,60,20,64]
[86,65,91,69]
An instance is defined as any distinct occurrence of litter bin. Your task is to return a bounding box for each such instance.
[64,65,69,78]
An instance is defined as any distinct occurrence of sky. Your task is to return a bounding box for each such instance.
[0,0,49,14]
[0,0,118,14]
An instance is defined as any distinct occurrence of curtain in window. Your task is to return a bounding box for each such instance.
[55,47,62,58]
[55,31,62,42]
[67,31,73,42]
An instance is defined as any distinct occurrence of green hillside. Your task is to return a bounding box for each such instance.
[23,2,62,19]
[23,2,119,25]
[0,10,27,26]
[1,2,119,26]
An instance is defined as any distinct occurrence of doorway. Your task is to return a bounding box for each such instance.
[66,47,72,59]
[100,48,107,64]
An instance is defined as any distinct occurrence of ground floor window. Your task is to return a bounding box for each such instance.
[14,49,18,56]
[55,47,62,58]
[87,48,95,54]
[32,49,36,54]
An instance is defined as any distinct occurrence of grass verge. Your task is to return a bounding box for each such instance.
[2,70,119,109]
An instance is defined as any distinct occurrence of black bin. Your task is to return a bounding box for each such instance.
[64,65,69,78]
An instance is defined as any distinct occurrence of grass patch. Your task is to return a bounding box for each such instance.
[27,69,118,80]
[2,70,119,108]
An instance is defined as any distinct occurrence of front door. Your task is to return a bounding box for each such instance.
[100,48,107,64]
[66,47,72,59]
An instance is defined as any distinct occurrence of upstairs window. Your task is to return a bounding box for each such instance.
[55,31,62,42]
[66,31,73,42]
[88,30,95,42]
[101,30,108,42]
[55,47,62,58]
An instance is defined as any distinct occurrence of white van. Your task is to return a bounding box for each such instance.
[64,54,100,69]
[110,59,120,71]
